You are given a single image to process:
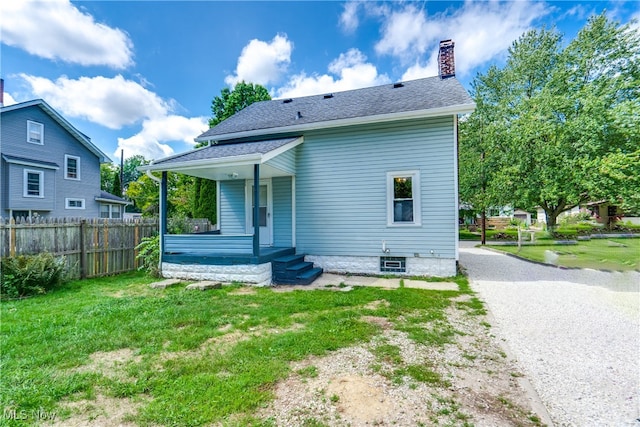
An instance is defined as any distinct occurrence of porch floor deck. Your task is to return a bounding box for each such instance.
[162,247,295,266]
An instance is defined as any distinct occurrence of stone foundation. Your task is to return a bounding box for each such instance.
[161,262,272,287]
[305,255,456,278]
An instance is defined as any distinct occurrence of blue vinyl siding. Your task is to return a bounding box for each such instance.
[295,117,457,259]
[272,176,292,247]
[266,148,296,175]
[1,105,102,217]
[219,176,293,247]
[219,180,246,234]
[165,234,252,254]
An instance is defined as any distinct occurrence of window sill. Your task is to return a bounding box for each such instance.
[386,222,422,227]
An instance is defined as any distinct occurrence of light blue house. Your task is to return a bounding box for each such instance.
[0,98,128,220]
[143,41,474,285]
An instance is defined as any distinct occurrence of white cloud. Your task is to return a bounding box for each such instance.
[340,2,361,33]
[115,115,209,161]
[19,74,169,129]
[276,49,390,98]
[373,1,548,79]
[19,73,206,160]
[1,0,133,69]
[225,34,292,86]
[2,91,18,107]
[375,4,434,60]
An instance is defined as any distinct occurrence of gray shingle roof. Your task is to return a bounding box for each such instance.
[2,154,60,169]
[197,76,473,142]
[152,137,299,166]
[96,191,129,204]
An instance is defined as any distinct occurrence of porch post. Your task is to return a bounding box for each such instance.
[253,164,260,257]
[160,171,168,259]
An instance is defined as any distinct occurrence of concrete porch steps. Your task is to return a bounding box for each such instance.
[272,254,323,285]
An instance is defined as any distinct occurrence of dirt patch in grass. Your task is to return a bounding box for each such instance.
[326,374,394,424]
[50,392,147,427]
[228,287,257,295]
[73,349,141,381]
[259,303,548,426]
[360,315,394,329]
[363,299,390,310]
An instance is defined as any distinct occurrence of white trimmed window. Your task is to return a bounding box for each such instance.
[100,204,121,219]
[387,171,421,226]
[23,169,44,198]
[27,120,44,145]
[65,198,85,209]
[65,155,81,180]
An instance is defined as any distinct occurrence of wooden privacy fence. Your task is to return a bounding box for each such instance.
[0,217,158,279]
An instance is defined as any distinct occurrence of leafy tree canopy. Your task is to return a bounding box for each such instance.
[209,81,271,128]
[459,13,640,228]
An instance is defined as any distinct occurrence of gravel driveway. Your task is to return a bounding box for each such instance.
[459,241,640,426]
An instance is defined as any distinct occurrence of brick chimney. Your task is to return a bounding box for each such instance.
[438,40,455,79]
[0,78,4,107]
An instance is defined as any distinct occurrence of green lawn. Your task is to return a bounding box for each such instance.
[0,272,475,426]
[488,238,640,271]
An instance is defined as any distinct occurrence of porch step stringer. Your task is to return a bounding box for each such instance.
[272,254,323,285]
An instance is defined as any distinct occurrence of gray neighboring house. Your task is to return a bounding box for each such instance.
[0,98,128,220]
[143,40,474,285]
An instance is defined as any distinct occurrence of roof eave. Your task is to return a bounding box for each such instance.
[196,102,476,143]
[95,197,131,205]
[140,153,263,172]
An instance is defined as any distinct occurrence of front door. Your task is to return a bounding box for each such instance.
[247,180,272,246]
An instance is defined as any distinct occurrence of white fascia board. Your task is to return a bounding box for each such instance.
[196,103,476,143]
[142,153,263,172]
[95,197,130,205]
[261,136,303,163]
[2,156,59,170]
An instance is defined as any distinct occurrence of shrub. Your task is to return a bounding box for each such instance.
[136,234,161,277]
[559,212,593,225]
[0,253,67,299]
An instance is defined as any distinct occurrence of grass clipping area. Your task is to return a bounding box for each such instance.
[489,238,640,271]
[1,272,544,426]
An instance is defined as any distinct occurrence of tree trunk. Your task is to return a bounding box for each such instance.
[481,210,487,245]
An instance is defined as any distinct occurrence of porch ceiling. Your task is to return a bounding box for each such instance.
[141,136,302,180]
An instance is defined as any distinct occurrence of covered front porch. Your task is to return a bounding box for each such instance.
[145,137,303,285]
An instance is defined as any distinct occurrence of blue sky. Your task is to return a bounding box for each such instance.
[2,1,638,162]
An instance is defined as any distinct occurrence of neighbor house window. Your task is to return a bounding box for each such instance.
[65,198,85,209]
[65,155,81,180]
[23,169,44,197]
[100,204,121,219]
[27,121,44,145]
[387,171,421,226]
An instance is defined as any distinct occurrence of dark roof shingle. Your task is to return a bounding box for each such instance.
[197,76,473,141]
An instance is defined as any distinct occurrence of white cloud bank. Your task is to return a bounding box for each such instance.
[1,0,134,69]
[116,115,209,161]
[225,34,292,86]
[19,74,207,161]
[381,2,549,80]
[276,49,390,98]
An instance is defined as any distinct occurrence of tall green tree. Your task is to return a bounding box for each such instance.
[460,13,640,229]
[191,82,271,225]
[112,172,122,197]
[121,155,148,191]
[100,163,117,194]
